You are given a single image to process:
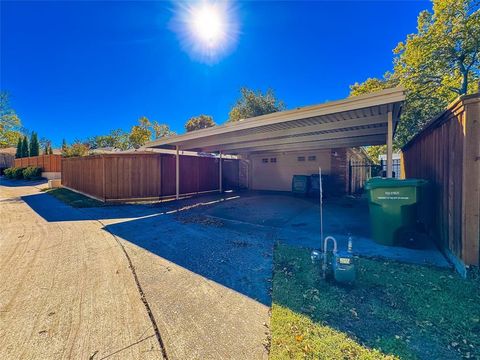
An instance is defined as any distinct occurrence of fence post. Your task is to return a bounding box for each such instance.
[386,109,393,178]
[219,151,223,193]
[175,146,180,200]
[102,156,106,202]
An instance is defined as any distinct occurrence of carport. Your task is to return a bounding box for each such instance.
[146,87,406,197]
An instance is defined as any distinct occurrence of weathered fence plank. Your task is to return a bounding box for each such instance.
[402,94,479,267]
[14,154,62,172]
[62,153,237,202]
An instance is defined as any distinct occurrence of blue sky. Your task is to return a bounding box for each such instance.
[1,1,430,146]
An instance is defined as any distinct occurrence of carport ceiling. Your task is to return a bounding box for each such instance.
[146,87,406,155]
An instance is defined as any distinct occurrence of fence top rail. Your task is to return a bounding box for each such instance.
[62,153,164,162]
[16,154,61,160]
[61,152,226,161]
[402,93,479,151]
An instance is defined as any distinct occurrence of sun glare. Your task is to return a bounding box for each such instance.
[171,1,239,64]
[191,4,225,47]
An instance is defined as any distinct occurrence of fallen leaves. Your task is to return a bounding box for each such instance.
[349,308,358,318]
[271,244,480,360]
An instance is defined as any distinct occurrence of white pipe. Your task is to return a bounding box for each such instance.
[219,151,223,193]
[319,167,323,250]
[176,145,180,200]
[323,236,337,254]
[322,235,338,279]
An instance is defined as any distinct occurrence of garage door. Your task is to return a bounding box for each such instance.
[251,150,331,191]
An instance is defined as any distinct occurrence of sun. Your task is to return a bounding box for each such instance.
[190,3,225,47]
[171,1,239,64]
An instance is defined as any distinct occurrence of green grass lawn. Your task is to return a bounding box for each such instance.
[44,188,104,208]
[270,244,480,360]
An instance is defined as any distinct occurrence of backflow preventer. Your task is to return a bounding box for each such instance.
[311,168,356,284]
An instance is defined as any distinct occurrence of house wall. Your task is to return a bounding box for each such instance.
[247,148,371,195]
[329,148,349,195]
[0,152,14,173]
[249,150,331,191]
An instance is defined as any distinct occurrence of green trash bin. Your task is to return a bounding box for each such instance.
[365,178,428,246]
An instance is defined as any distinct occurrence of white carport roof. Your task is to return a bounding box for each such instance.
[146,87,405,155]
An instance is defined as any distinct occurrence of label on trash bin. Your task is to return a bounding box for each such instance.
[377,191,409,200]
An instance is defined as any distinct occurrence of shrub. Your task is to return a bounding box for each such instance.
[22,166,42,180]
[4,167,25,179]
[3,167,14,178]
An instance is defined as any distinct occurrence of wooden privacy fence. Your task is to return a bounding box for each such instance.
[62,153,239,202]
[401,94,479,268]
[14,154,62,172]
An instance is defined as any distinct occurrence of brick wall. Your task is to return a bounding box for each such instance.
[328,148,370,195]
[327,148,348,195]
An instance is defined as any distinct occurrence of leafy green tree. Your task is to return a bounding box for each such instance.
[128,116,152,149]
[61,139,68,154]
[15,137,22,158]
[351,0,479,148]
[228,87,286,122]
[39,137,52,155]
[29,132,39,156]
[86,118,174,151]
[394,0,479,97]
[43,142,53,155]
[350,75,400,157]
[152,121,176,139]
[364,145,388,165]
[88,129,130,150]
[185,115,216,132]
[350,75,396,97]
[21,136,29,157]
[0,92,22,148]
[62,140,89,157]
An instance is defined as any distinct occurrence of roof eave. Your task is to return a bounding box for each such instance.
[146,86,406,149]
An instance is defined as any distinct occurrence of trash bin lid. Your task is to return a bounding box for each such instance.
[365,177,428,190]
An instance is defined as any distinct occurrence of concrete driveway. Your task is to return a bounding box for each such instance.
[0,181,162,359]
[0,180,270,360]
[204,192,448,267]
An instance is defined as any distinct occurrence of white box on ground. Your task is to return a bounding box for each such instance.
[48,179,61,189]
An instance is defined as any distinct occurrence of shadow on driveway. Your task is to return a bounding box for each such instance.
[20,190,274,305]
[19,189,449,307]
[20,191,243,222]
[105,212,275,305]
[0,177,48,188]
